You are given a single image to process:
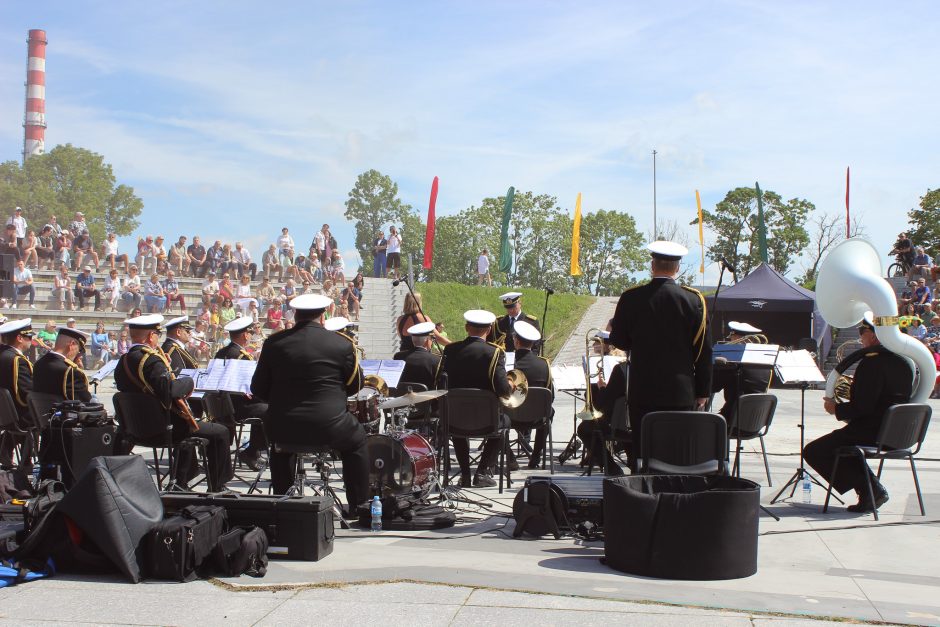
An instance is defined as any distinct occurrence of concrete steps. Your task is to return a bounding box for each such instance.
[554,296,614,365]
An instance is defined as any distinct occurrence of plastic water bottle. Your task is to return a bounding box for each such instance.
[370,496,382,532]
[802,476,812,503]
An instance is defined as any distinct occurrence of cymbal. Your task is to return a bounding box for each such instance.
[379,389,448,409]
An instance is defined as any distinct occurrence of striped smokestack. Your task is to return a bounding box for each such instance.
[23,29,47,161]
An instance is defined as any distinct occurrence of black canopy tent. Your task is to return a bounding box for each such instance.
[711,263,831,359]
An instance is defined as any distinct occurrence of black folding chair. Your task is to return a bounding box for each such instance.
[270,441,348,527]
[824,403,932,520]
[640,411,729,476]
[441,388,511,493]
[505,387,554,474]
[203,391,266,493]
[27,392,60,431]
[0,389,37,470]
[729,393,777,485]
[113,392,210,491]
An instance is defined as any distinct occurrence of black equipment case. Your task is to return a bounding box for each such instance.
[161,493,334,561]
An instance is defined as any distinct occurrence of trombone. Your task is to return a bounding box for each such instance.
[576,328,604,421]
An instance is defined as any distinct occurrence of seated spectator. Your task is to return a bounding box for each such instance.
[233,242,257,280]
[52,265,75,310]
[191,320,210,361]
[74,265,102,311]
[1,224,21,260]
[201,271,220,305]
[102,232,130,273]
[909,317,927,342]
[205,240,224,275]
[55,230,72,269]
[218,273,235,303]
[163,270,186,314]
[235,275,257,315]
[116,328,132,356]
[331,250,345,285]
[168,236,187,275]
[914,278,931,312]
[73,229,100,270]
[11,259,36,309]
[36,321,57,356]
[899,281,916,308]
[135,235,155,274]
[922,302,937,327]
[280,278,297,306]
[36,226,55,270]
[152,236,168,275]
[122,265,144,310]
[68,211,88,238]
[90,322,110,368]
[928,316,940,340]
[909,246,931,280]
[321,279,337,317]
[341,280,361,322]
[265,298,284,330]
[309,253,323,283]
[187,235,207,278]
[247,300,260,325]
[144,272,167,312]
[219,298,237,328]
[103,268,123,312]
[256,277,275,311]
[218,243,236,277]
[21,230,37,269]
[262,244,281,281]
[105,331,118,363]
[44,215,63,237]
[289,254,316,284]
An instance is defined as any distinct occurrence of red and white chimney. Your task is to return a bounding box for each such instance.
[23,29,47,161]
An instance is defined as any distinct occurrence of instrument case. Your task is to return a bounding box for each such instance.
[161,493,334,561]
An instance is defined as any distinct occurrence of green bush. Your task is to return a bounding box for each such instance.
[413,283,595,359]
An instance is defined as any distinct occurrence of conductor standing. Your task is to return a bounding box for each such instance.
[609,241,712,470]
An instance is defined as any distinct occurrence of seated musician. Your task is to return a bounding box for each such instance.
[510,320,554,470]
[711,321,773,422]
[33,326,93,403]
[214,317,268,472]
[162,316,204,417]
[576,331,627,475]
[250,294,369,511]
[115,314,231,491]
[393,321,440,391]
[804,315,912,513]
[0,318,36,469]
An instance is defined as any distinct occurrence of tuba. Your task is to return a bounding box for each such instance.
[816,238,936,403]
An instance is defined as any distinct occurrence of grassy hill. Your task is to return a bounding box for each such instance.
[413,283,595,359]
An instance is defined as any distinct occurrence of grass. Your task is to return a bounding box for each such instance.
[413,283,595,359]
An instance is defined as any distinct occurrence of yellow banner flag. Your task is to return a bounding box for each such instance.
[696,190,705,274]
[571,192,583,276]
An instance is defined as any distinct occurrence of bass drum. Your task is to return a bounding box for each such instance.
[365,431,435,496]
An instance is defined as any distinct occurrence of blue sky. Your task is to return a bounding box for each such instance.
[0,1,936,280]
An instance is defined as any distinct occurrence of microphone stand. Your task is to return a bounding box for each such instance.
[539,288,554,356]
[392,278,426,319]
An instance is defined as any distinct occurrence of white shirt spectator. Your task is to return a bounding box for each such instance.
[14,265,32,283]
[7,213,26,239]
[103,237,119,257]
[233,246,252,265]
[314,230,326,253]
[387,232,402,254]
[478,253,489,274]
[277,233,294,252]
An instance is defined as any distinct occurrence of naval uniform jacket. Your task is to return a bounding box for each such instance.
[162,338,199,372]
[834,345,913,440]
[0,344,32,422]
[114,344,195,422]
[609,277,712,408]
[250,319,362,443]
[393,347,441,390]
[32,351,91,403]
[512,348,553,394]
[214,342,253,362]
[711,361,772,421]
[436,336,512,398]
[488,311,540,354]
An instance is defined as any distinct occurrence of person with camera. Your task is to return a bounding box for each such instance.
[33,326,92,403]
[386,225,402,280]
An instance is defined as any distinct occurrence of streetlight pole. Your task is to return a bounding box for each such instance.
[652,149,658,240]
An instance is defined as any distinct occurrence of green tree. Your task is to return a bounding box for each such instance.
[577,209,646,295]
[343,169,414,273]
[907,188,940,252]
[692,186,811,279]
[0,144,142,243]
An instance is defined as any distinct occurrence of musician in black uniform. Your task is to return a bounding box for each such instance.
[214,317,269,471]
[33,327,92,403]
[0,318,35,468]
[250,294,369,509]
[114,314,231,491]
[711,321,773,422]
[576,331,628,474]
[437,309,513,488]
[487,292,541,354]
[510,320,554,469]
[394,321,440,390]
[162,316,204,417]
[804,317,912,512]
[609,241,712,470]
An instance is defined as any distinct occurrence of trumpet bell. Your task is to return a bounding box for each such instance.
[501,369,528,408]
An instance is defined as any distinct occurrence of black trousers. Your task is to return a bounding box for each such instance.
[529,425,549,466]
[74,287,101,309]
[577,418,613,467]
[803,424,879,495]
[268,412,369,509]
[173,417,232,492]
[451,414,510,476]
[628,402,695,472]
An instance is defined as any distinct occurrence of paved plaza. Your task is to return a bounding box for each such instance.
[2,386,938,626]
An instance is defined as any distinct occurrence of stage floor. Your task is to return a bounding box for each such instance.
[4,386,938,626]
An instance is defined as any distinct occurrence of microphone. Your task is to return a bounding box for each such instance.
[720,257,736,274]
[392,278,404,287]
[546,288,555,295]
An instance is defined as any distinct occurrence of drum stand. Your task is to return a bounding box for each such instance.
[284,451,350,529]
[771,383,843,505]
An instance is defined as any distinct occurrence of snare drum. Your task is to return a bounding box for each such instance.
[347,388,383,432]
[365,431,435,495]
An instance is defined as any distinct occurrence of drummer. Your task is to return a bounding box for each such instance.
[394,321,440,391]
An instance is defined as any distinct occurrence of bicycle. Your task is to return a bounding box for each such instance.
[886,253,912,278]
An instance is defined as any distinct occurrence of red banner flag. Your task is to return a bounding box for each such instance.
[423,176,439,269]
[845,166,850,238]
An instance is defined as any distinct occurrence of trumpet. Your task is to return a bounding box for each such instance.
[576,328,604,421]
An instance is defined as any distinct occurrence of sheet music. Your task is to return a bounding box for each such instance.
[583,355,626,383]
[194,359,257,394]
[713,343,780,366]
[774,349,825,383]
[504,353,514,370]
[361,359,406,388]
[552,364,588,390]
[90,359,119,382]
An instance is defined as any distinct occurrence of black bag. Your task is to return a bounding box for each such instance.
[25,480,66,534]
[212,526,268,578]
[50,401,110,427]
[143,505,227,582]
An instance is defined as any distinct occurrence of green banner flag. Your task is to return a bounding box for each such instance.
[755,181,768,264]
[499,186,515,273]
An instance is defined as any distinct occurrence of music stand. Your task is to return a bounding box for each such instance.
[769,350,843,505]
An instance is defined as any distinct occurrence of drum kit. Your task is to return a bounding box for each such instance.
[347,376,448,499]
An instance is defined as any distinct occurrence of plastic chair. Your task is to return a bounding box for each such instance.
[505,387,554,474]
[27,392,60,431]
[729,393,777,485]
[823,403,931,520]
[0,389,37,469]
[640,411,729,476]
[441,388,511,493]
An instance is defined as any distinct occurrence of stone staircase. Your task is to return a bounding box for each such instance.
[356,277,406,360]
[554,296,616,365]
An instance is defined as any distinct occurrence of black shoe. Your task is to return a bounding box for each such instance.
[459,473,472,488]
[473,474,497,488]
[605,458,625,476]
[526,461,541,470]
[237,449,262,472]
[846,484,889,513]
[506,459,520,472]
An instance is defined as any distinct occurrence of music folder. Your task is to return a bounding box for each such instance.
[773,349,825,384]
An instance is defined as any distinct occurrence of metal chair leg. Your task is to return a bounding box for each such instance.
[759,436,772,487]
[823,456,840,513]
[877,458,885,480]
[733,439,742,478]
[910,455,926,516]
[548,421,554,475]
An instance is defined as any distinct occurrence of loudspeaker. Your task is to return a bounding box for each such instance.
[512,475,605,538]
[39,425,117,487]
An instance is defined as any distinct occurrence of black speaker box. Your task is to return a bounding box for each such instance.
[39,425,117,487]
